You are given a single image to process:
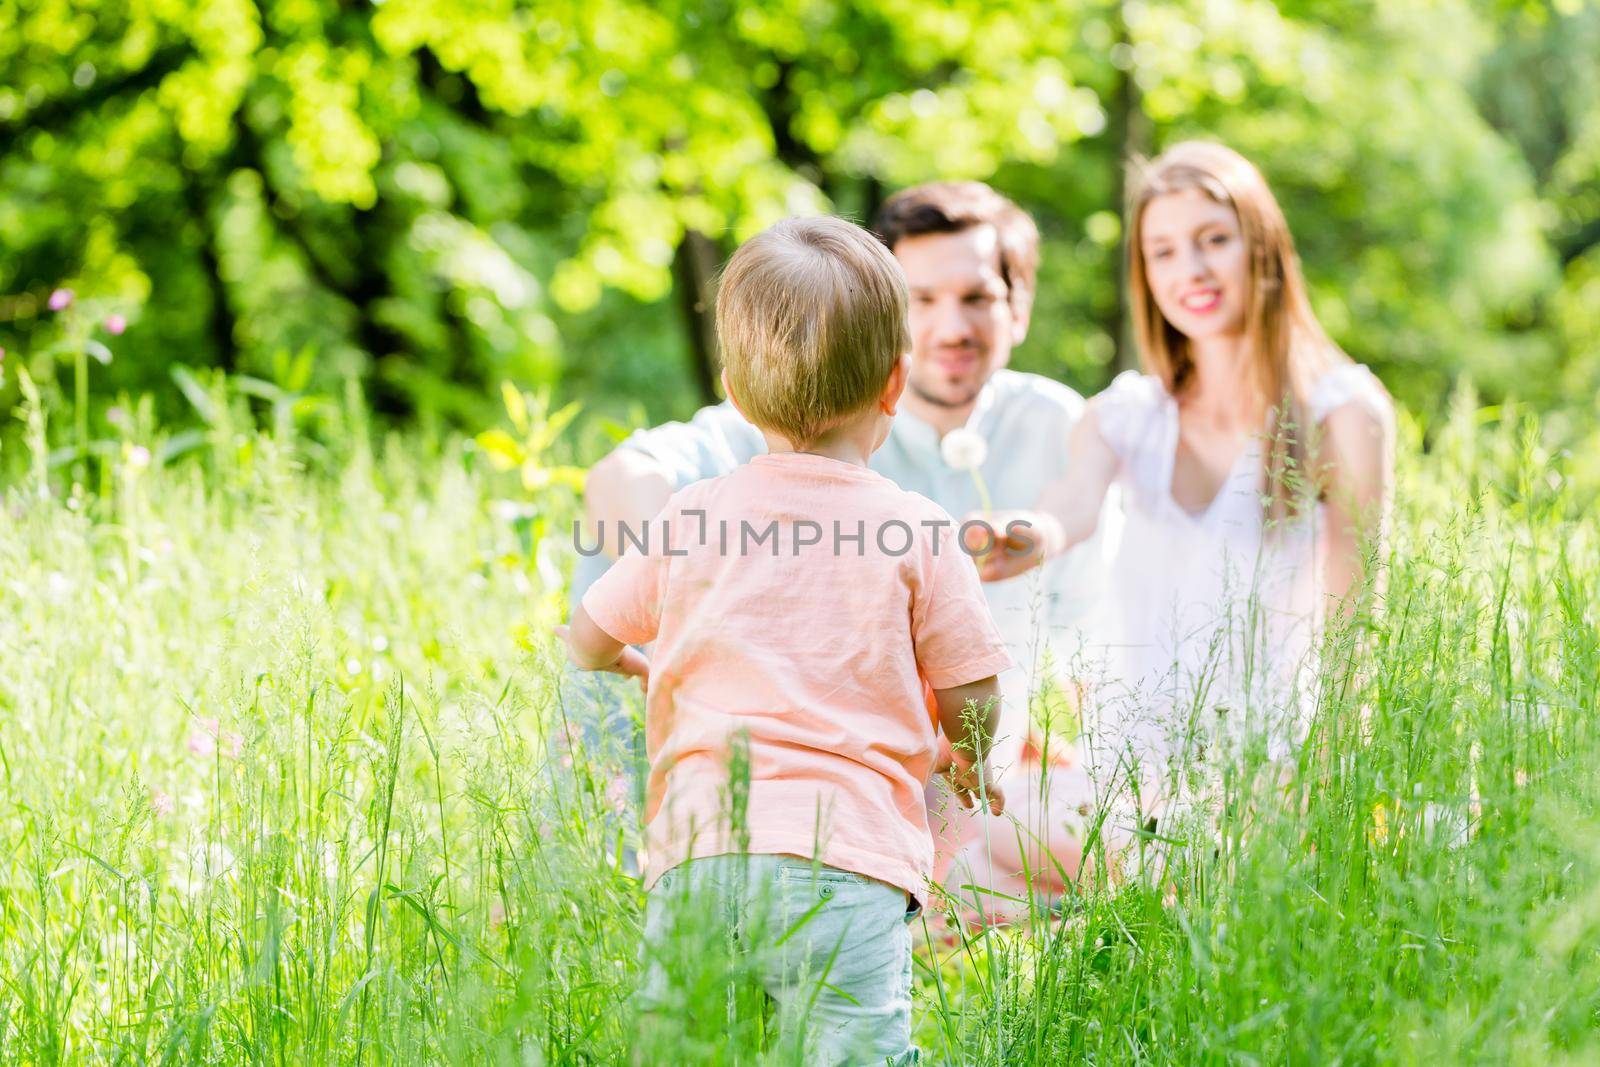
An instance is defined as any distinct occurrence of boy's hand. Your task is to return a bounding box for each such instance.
[555,624,650,694]
[946,755,1005,817]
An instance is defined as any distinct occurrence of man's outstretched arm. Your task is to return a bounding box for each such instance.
[584,449,673,560]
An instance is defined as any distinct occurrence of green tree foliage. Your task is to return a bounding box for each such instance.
[1474,2,1600,472]
[0,0,1593,429]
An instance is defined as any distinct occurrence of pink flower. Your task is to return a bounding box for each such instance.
[104,313,127,335]
[605,774,631,813]
[488,900,507,927]
[127,445,151,470]
[186,727,215,758]
[187,717,244,760]
[47,288,74,311]
[150,789,175,817]
[107,406,129,428]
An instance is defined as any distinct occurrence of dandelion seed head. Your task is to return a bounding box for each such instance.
[940,428,988,471]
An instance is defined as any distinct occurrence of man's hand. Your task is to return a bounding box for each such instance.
[946,755,1006,816]
[963,509,1059,582]
[555,624,650,694]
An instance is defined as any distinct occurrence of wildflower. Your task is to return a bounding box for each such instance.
[187,717,244,760]
[1369,802,1389,846]
[605,774,630,813]
[126,444,151,471]
[45,571,75,600]
[48,288,74,311]
[186,728,215,758]
[103,313,126,335]
[107,406,129,428]
[490,499,538,523]
[150,789,175,816]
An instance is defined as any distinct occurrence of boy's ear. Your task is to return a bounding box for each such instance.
[879,355,909,416]
[721,368,750,421]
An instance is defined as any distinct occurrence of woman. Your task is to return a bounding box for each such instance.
[982,141,1394,820]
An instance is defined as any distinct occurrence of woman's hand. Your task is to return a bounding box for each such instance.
[963,405,1118,583]
[963,509,1061,581]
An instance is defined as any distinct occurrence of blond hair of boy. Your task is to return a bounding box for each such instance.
[715,216,911,449]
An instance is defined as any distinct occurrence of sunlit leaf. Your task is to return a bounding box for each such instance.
[475,428,525,470]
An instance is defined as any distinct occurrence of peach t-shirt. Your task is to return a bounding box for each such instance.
[581,451,1012,898]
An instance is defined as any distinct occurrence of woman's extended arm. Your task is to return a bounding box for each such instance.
[973,405,1119,582]
[1318,400,1395,616]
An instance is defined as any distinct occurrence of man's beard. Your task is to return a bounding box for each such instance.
[908,373,985,410]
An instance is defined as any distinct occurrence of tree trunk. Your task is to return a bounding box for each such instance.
[1107,0,1151,374]
[861,174,886,235]
[674,230,722,403]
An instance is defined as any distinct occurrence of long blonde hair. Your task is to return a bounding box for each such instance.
[1126,141,1347,518]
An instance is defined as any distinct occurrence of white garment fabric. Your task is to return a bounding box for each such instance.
[1083,363,1391,787]
[569,369,1114,771]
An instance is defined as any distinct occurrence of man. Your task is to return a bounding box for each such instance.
[573,182,1109,917]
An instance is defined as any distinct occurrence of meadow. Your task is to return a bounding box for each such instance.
[0,378,1596,1065]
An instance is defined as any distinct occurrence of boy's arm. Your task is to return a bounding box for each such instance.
[556,605,650,688]
[931,674,1005,816]
[560,511,669,690]
[913,519,1014,814]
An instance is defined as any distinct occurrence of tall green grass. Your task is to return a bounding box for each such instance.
[0,383,1594,1063]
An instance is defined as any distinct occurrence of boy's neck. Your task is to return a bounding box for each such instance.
[760,415,881,468]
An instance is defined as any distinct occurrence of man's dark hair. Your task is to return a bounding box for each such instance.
[871,181,1039,318]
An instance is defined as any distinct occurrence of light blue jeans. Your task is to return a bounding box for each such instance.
[636,853,920,1065]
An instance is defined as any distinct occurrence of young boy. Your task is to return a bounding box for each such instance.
[558,216,1011,1064]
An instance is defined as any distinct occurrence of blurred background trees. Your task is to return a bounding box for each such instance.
[0,0,1595,443]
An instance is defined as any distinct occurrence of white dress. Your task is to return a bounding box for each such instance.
[1084,363,1391,785]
